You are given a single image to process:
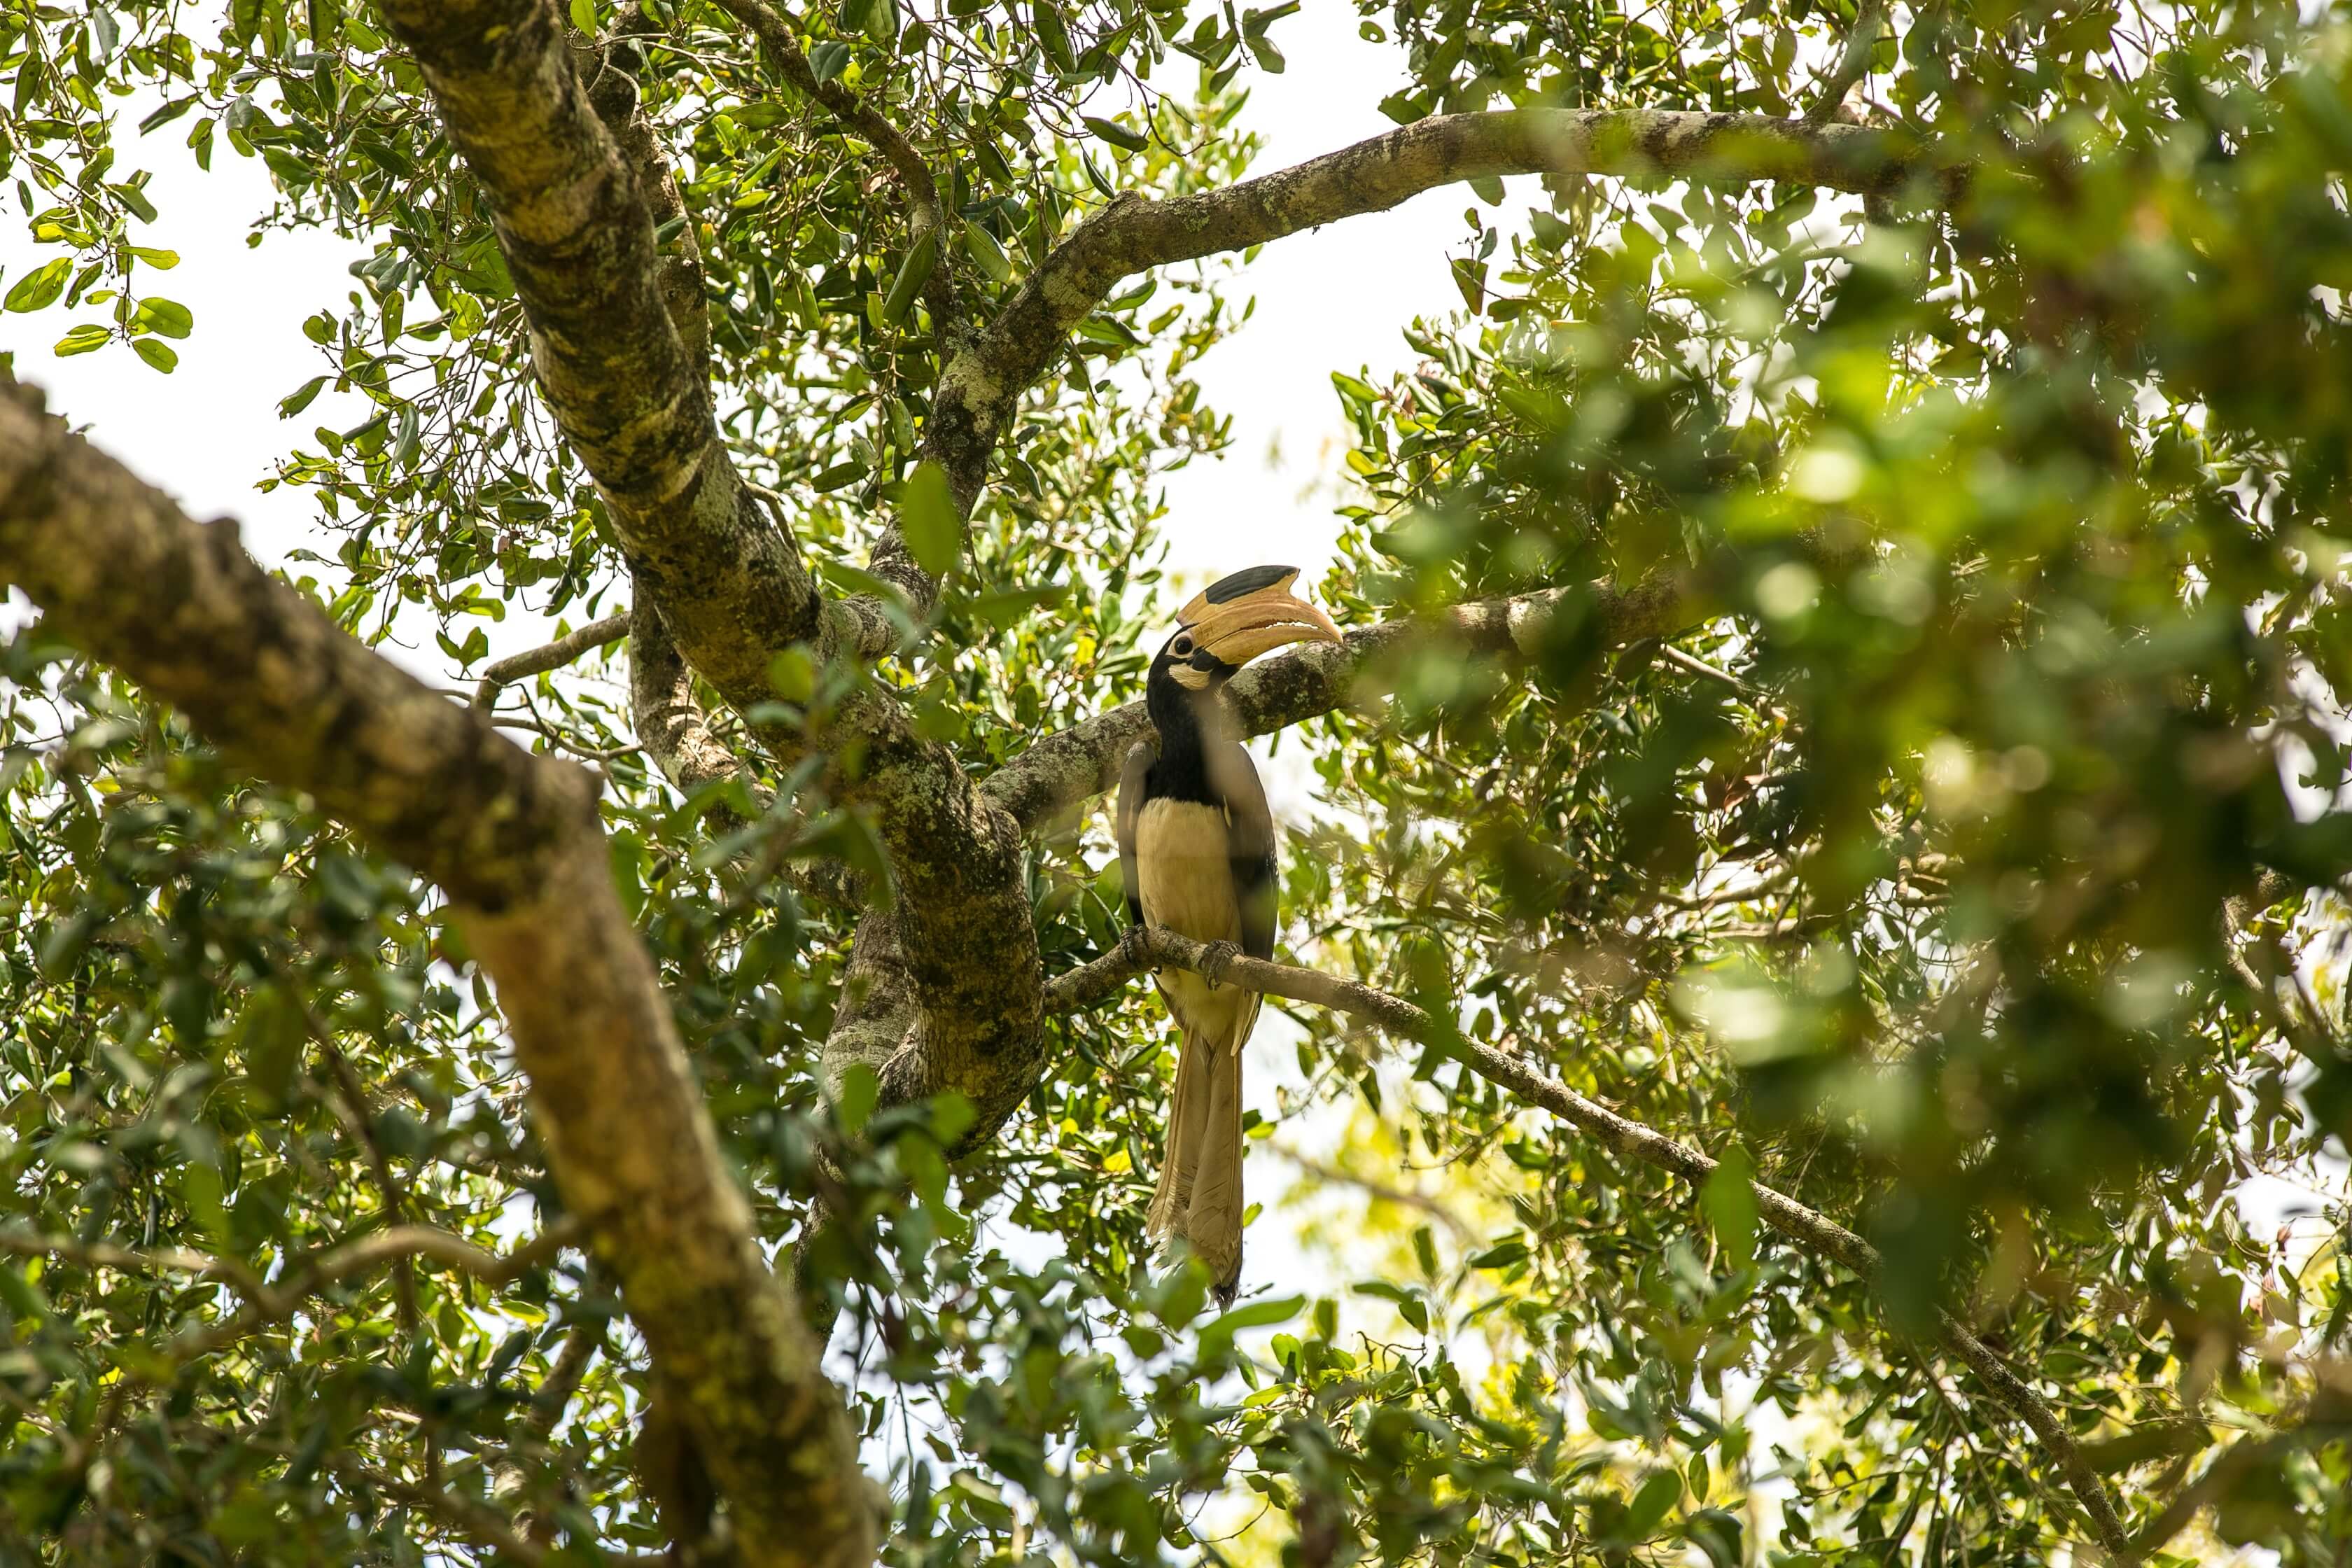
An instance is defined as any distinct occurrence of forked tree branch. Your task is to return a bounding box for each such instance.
[1807,0,1891,123]
[1050,925,2140,1563]
[0,379,874,1568]
[384,0,1045,1130]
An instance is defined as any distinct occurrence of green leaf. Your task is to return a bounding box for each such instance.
[899,459,961,579]
[1198,1293,1301,1354]
[138,97,195,134]
[811,459,867,493]
[568,0,596,33]
[962,218,1012,284]
[1084,115,1149,153]
[967,584,1065,629]
[881,228,938,326]
[1469,1238,1529,1270]
[1684,1509,1744,1568]
[860,0,899,48]
[6,258,71,314]
[279,375,329,418]
[53,325,111,357]
[1624,1470,1683,1538]
[1701,1144,1759,1270]
[134,297,195,339]
[810,40,852,81]
[126,246,179,270]
[132,338,178,374]
[834,1065,881,1137]
[1035,1,1075,71]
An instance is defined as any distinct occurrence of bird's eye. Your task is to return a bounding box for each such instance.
[1170,635,1194,657]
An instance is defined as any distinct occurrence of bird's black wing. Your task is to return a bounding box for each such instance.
[1116,740,1152,928]
[1209,741,1278,960]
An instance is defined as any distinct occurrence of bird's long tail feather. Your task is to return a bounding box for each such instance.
[1148,1020,1246,1302]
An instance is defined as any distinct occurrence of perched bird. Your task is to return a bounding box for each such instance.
[1118,566,1343,1301]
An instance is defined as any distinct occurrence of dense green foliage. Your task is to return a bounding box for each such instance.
[4,0,2351,1564]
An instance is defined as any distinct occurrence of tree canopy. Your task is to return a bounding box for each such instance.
[1,0,2349,1564]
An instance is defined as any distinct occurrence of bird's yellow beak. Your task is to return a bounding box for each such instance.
[1179,566,1343,666]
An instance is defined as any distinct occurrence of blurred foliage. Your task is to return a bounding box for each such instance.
[4,0,2352,1564]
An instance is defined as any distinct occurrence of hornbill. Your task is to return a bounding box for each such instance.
[1118,566,1343,1301]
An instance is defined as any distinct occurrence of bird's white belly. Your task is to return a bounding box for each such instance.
[1135,799,1253,1040]
[1135,798,1241,943]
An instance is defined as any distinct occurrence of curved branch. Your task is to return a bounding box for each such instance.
[985,570,1696,832]
[473,612,630,709]
[912,108,1945,618]
[1050,925,2140,1563]
[0,1219,581,1376]
[0,380,875,1568]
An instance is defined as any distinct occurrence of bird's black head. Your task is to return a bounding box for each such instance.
[1149,566,1342,699]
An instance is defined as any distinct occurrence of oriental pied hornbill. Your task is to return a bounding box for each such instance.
[1118,566,1343,1301]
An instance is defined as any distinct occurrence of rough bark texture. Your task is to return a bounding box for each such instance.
[382,0,1045,1138]
[0,379,875,1568]
[1053,927,2138,1564]
[379,0,822,708]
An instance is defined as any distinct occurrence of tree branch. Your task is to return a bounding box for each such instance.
[984,570,1697,832]
[380,1,1044,1125]
[1049,925,2141,1563]
[0,379,875,1568]
[0,1219,581,1374]
[378,0,825,715]
[1807,0,1891,124]
[916,108,1943,617]
[708,0,949,275]
[473,611,630,710]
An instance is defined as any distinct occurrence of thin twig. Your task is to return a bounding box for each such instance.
[0,1219,583,1380]
[470,612,630,710]
[709,0,956,332]
[1661,642,1759,696]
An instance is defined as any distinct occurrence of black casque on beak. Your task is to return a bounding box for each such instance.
[1175,566,1343,667]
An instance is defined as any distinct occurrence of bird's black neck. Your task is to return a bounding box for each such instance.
[1147,676,1226,804]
